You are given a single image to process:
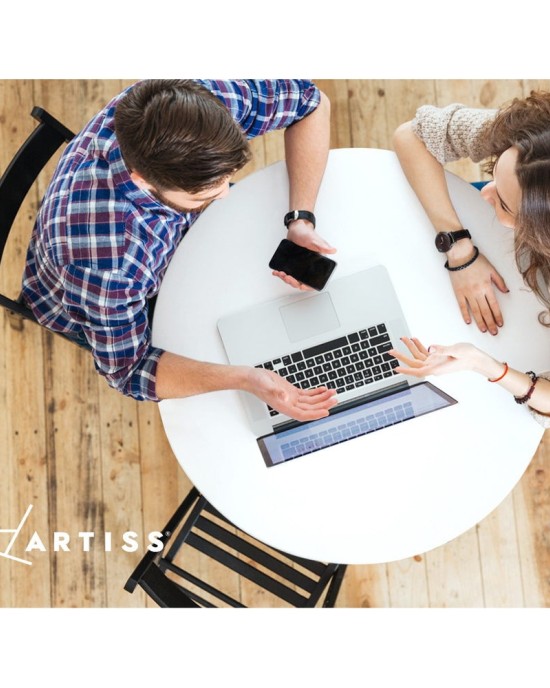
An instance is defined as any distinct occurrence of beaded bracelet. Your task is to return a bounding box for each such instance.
[514,371,539,405]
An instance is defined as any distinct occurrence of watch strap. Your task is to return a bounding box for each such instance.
[284,210,316,229]
[448,229,471,242]
[435,228,472,253]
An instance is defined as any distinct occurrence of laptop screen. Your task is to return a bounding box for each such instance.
[257,381,457,467]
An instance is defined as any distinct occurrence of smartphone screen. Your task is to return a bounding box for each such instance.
[268,239,337,290]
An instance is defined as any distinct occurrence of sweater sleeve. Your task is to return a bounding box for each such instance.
[411,103,498,165]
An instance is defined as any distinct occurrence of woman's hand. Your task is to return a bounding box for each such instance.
[389,337,486,377]
[447,251,509,336]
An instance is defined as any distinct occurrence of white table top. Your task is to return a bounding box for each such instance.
[153,148,548,565]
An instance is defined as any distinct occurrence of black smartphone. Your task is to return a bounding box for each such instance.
[268,239,337,291]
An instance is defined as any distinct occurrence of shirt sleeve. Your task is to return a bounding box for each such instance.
[196,79,321,138]
[60,264,163,401]
[411,103,498,164]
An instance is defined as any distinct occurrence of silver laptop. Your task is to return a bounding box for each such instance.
[217,265,457,465]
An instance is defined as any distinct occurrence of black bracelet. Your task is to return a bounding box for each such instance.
[444,246,480,271]
[514,371,539,405]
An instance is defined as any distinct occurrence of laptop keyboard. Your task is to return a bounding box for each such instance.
[280,400,414,460]
[255,323,400,417]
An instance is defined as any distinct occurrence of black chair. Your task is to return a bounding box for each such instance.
[125,486,347,608]
[0,106,75,322]
[0,106,160,337]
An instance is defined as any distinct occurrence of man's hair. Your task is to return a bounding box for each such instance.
[114,80,251,193]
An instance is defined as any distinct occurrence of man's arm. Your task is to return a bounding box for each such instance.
[274,91,337,290]
[62,265,335,418]
[393,120,508,335]
[155,351,337,421]
[285,90,331,218]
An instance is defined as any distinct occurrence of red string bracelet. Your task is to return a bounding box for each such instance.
[488,362,509,383]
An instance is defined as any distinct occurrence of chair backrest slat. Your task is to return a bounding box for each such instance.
[139,565,200,608]
[0,107,74,263]
[186,532,311,606]
[195,515,320,592]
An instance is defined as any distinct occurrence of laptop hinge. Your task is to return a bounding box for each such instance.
[272,379,412,434]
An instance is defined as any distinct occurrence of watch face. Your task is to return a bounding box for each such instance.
[435,233,452,252]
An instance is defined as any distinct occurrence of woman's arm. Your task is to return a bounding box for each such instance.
[392,121,508,336]
[390,337,550,416]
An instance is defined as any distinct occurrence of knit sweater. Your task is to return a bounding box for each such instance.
[411,102,497,164]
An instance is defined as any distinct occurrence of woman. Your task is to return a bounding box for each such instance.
[392,91,550,423]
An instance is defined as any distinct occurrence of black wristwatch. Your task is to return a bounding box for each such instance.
[284,210,316,229]
[435,229,472,253]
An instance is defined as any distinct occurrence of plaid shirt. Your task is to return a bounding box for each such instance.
[22,79,321,401]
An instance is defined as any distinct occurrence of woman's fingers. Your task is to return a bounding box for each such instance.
[393,365,426,378]
[389,348,427,369]
[400,336,429,360]
[409,337,431,356]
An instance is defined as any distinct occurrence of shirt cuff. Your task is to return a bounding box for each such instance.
[103,345,165,402]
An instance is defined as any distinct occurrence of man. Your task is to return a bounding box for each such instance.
[22,79,337,421]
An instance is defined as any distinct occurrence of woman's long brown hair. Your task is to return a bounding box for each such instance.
[485,91,550,324]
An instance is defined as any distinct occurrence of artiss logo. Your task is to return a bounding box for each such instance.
[0,505,164,566]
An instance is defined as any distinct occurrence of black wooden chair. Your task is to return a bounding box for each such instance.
[125,486,347,608]
[0,105,160,335]
[0,106,75,322]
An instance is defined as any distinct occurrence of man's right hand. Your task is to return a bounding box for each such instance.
[245,366,338,421]
[448,250,509,335]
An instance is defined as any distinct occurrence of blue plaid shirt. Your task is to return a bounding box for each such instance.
[22,80,321,401]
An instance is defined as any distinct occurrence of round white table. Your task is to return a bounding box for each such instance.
[153,148,548,565]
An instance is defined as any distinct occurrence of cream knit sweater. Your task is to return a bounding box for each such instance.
[412,103,497,164]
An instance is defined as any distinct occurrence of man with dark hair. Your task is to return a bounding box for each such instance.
[22,79,337,421]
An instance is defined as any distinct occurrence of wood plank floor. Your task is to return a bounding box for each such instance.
[1,79,549,607]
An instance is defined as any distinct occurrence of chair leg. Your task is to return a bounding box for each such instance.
[322,565,347,607]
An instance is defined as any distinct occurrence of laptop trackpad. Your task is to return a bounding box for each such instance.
[280,292,340,343]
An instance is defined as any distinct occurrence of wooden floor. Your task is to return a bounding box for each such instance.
[1,79,550,607]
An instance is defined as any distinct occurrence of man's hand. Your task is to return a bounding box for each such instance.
[272,219,337,291]
[246,366,338,421]
[447,251,509,335]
